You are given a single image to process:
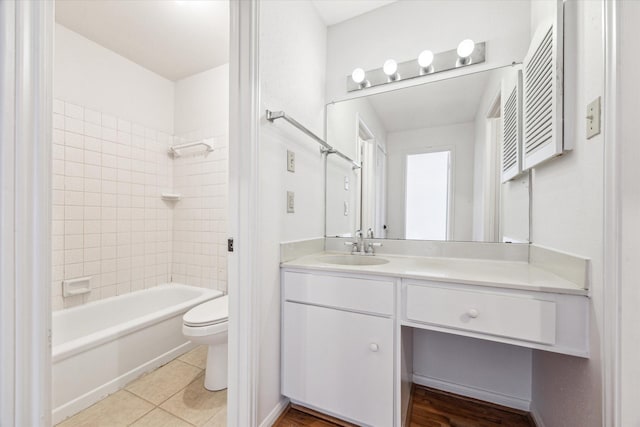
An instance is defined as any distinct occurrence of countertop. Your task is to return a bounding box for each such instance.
[281,251,589,296]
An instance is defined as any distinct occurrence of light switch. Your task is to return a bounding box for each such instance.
[344,201,349,216]
[586,96,601,139]
[287,150,295,172]
[287,191,295,213]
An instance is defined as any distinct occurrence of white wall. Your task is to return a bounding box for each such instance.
[386,123,475,241]
[171,65,230,293]
[413,331,532,406]
[619,2,640,424]
[530,1,605,425]
[174,65,229,137]
[54,24,174,134]
[325,0,531,103]
[258,1,327,423]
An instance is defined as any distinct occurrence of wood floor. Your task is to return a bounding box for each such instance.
[274,385,535,427]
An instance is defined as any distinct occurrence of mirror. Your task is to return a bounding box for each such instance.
[325,66,531,243]
[323,0,562,243]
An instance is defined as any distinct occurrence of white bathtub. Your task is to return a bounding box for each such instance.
[52,284,221,424]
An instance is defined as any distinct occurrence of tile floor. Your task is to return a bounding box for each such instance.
[57,346,226,427]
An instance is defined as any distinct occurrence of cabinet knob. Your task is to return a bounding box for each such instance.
[467,308,479,318]
[369,343,379,352]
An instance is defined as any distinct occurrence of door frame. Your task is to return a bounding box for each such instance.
[0,1,54,425]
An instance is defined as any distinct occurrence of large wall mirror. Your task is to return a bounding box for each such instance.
[325,0,562,243]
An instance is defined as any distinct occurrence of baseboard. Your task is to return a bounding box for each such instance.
[529,401,547,427]
[259,397,290,427]
[412,374,531,412]
[52,342,196,424]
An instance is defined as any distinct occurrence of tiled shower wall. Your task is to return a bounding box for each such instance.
[52,99,228,310]
[171,131,228,292]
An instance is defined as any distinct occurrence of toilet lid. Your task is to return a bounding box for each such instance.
[183,295,228,327]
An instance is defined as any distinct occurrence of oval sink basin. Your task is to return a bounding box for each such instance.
[318,255,390,266]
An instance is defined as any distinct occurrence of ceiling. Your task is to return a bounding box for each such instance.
[55,0,229,81]
[367,71,494,133]
[311,0,399,26]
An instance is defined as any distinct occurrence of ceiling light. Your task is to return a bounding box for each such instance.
[383,59,399,81]
[351,68,366,84]
[417,50,434,73]
[457,39,475,65]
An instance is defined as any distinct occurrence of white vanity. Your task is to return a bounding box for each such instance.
[280,245,589,427]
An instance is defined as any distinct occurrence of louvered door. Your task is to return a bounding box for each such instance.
[501,68,522,183]
[522,7,564,170]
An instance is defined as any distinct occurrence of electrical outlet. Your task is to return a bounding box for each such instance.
[344,176,349,190]
[287,150,295,172]
[287,191,295,213]
[586,96,601,139]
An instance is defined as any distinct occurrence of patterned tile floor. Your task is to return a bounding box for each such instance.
[56,346,226,427]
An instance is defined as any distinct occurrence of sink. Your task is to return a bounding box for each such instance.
[318,255,390,266]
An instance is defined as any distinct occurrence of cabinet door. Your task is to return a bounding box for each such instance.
[282,302,394,427]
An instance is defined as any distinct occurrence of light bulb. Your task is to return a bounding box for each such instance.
[351,68,366,84]
[383,59,398,77]
[418,50,434,68]
[457,39,475,59]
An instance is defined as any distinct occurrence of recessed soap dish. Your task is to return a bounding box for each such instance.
[161,193,181,202]
[63,277,91,297]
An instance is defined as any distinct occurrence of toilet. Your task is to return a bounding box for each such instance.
[182,295,228,391]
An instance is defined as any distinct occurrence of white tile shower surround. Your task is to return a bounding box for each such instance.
[52,99,227,310]
[171,131,228,291]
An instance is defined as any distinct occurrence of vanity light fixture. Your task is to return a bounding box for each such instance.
[417,50,434,74]
[383,59,399,81]
[346,41,486,92]
[351,67,369,88]
[456,39,476,66]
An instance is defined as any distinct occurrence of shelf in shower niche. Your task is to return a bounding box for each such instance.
[161,193,182,202]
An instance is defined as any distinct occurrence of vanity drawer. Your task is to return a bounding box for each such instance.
[405,282,557,344]
[283,271,394,316]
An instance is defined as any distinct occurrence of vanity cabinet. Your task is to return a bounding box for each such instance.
[282,271,395,427]
[401,279,589,357]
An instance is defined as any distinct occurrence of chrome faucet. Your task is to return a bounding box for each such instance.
[344,229,382,255]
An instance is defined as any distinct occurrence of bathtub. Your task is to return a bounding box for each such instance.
[52,284,221,424]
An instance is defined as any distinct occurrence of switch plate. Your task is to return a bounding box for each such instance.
[586,96,601,139]
[344,201,349,216]
[344,176,349,190]
[287,150,295,172]
[287,191,295,213]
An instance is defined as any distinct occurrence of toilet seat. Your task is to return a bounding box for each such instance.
[183,295,228,327]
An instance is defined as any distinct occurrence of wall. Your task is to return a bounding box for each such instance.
[258,1,327,423]
[619,1,640,424]
[53,24,230,307]
[325,0,531,103]
[386,123,475,241]
[54,24,174,134]
[51,99,173,309]
[530,1,605,425]
[171,65,230,292]
[413,331,532,408]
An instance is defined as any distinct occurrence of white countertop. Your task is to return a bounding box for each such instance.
[281,251,589,296]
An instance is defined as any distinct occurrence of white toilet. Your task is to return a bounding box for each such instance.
[182,295,228,391]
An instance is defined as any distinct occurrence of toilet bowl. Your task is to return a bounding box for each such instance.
[182,295,228,391]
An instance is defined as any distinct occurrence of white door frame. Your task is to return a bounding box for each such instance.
[0,1,54,425]
[602,0,621,425]
[228,0,261,424]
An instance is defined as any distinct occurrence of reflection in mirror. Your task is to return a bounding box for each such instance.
[325,66,531,243]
